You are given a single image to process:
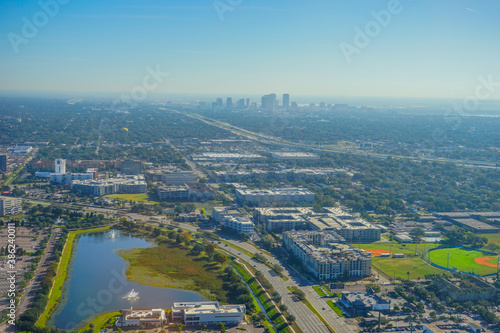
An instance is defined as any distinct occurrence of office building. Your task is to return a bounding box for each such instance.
[121,160,142,175]
[9,146,33,155]
[71,175,146,196]
[236,187,315,205]
[283,230,372,280]
[171,301,245,327]
[339,291,390,316]
[157,185,190,201]
[162,171,197,184]
[283,94,290,109]
[310,207,381,242]
[261,93,276,111]
[254,207,380,241]
[212,206,243,224]
[0,154,7,172]
[236,98,245,109]
[0,196,22,215]
[116,308,167,328]
[223,216,254,234]
[55,159,66,174]
[226,97,233,109]
[253,207,311,232]
[50,173,93,185]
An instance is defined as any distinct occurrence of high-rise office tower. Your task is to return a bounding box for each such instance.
[283,94,290,110]
[0,154,6,172]
[216,98,223,107]
[55,159,66,174]
[237,99,245,109]
[226,97,233,109]
[245,98,250,109]
[261,94,277,111]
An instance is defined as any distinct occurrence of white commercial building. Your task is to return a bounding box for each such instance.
[50,173,93,184]
[71,175,147,196]
[0,196,22,215]
[253,207,380,241]
[236,187,315,205]
[212,206,243,224]
[172,301,245,327]
[9,146,33,155]
[116,308,167,327]
[162,171,197,184]
[223,216,254,234]
[157,185,190,201]
[55,159,66,174]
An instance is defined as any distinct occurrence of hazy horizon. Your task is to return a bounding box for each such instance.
[1,0,500,100]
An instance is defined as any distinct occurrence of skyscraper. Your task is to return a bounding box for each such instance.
[0,154,6,172]
[55,159,66,174]
[237,99,245,109]
[226,97,233,109]
[283,94,290,110]
[261,94,276,111]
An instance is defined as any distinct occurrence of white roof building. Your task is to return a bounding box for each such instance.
[172,301,245,326]
[116,308,167,328]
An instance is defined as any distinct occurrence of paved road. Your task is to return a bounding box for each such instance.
[218,240,330,333]
[178,110,499,169]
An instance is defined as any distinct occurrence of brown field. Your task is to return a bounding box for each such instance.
[475,256,500,268]
[365,249,391,257]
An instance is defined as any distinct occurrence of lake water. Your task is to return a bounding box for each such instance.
[52,231,204,330]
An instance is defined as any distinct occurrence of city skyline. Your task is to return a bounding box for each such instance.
[0,0,500,100]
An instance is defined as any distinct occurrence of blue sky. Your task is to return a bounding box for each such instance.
[0,0,499,99]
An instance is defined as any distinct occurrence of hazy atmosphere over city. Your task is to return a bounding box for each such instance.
[0,1,499,333]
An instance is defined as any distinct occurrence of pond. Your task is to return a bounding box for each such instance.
[52,230,204,330]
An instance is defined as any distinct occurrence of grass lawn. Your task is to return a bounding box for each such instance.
[481,234,500,247]
[78,311,120,333]
[119,241,229,300]
[371,257,447,280]
[232,261,291,333]
[428,247,497,276]
[354,242,440,256]
[37,226,111,327]
[326,300,345,317]
[108,193,157,202]
[193,201,223,216]
[313,285,327,297]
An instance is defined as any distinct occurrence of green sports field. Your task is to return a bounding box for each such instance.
[428,247,499,276]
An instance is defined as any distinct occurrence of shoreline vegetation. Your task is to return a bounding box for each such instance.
[37,226,111,328]
[117,231,230,301]
[37,221,268,331]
